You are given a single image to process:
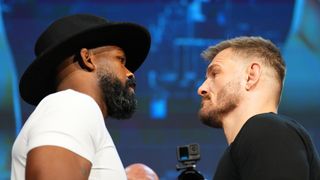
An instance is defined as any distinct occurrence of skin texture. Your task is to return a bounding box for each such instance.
[125,163,159,180]
[26,146,91,180]
[26,46,134,179]
[56,46,135,118]
[198,48,279,144]
[198,48,243,128]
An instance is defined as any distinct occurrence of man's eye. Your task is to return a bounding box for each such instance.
[118,57,126,64]
[211,71,217,77]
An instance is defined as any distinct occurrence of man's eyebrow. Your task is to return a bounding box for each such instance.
[117,55,127,62]
[206,64,221,75]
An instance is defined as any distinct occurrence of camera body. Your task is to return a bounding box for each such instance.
[177,143,200,163]
[176,143,205,180]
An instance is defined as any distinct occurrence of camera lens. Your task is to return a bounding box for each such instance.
[189,144,198,154]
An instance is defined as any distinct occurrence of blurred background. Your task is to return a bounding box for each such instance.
[0,0,319,179]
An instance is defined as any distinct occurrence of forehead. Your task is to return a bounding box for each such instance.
[207,48,235,69]
[91,45,125,56]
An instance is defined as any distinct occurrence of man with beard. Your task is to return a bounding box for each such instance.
[197,36,320,180]
[11,14,150,179]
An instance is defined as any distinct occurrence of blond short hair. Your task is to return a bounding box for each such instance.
[202,36,286,86]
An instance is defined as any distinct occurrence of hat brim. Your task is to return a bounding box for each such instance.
[19,22,151,105]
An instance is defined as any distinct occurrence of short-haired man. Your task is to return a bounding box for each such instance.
[11,14,151,179]
[197,36,320,179]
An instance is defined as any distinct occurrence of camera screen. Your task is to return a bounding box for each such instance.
[179,146,189,161]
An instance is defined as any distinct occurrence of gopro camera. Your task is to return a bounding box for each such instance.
[177,143,200,163]
[176,143,205,180]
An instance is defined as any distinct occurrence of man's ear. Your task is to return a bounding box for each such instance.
[78,48,95,71]
[245,62,261,91]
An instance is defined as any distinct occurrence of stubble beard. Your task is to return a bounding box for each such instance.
[199,80,241,128]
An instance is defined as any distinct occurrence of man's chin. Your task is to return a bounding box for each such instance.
[198,110,222,129]
[106,98,137,120]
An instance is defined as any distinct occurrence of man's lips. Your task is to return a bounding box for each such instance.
[128,84,136,93]
[129,84,136,91]
[200,97,211,107]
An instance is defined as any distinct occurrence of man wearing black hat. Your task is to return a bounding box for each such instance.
[11,14,151,179]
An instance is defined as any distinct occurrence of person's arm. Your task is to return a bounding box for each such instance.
[26,146,92,180]
[25,91,102,179]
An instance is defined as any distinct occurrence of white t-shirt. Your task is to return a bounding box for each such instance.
[11,89,127,179]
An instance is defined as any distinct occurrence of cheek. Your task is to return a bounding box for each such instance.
[117,67,130,85]
[207,79,221,96]
[109,64,127,79]
[211,75,234,94]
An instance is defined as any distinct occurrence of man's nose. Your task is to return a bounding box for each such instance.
[126,68,135,80]
[197,81,208,97]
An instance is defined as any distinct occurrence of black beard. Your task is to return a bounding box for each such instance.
[98,72,137,119]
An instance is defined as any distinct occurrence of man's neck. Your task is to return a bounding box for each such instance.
[56,70,108,119]
[222,102,277,145]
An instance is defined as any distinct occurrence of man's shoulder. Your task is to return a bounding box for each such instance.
[241,113,302,136]
[42,89,92,101]
[233,113,308,149]
[228,115,320,180]
[31,89,103,122]
[38,89,97,108]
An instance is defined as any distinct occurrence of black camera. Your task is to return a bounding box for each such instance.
[176,143,205,180]
[177,143,200,163]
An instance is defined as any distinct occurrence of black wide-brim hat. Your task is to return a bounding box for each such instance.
[19,14,151,105]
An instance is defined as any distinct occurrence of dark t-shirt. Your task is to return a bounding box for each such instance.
[213,113,320,180]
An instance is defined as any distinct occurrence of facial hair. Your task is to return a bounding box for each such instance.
[198,79,241,128]
[97,70,137,119]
